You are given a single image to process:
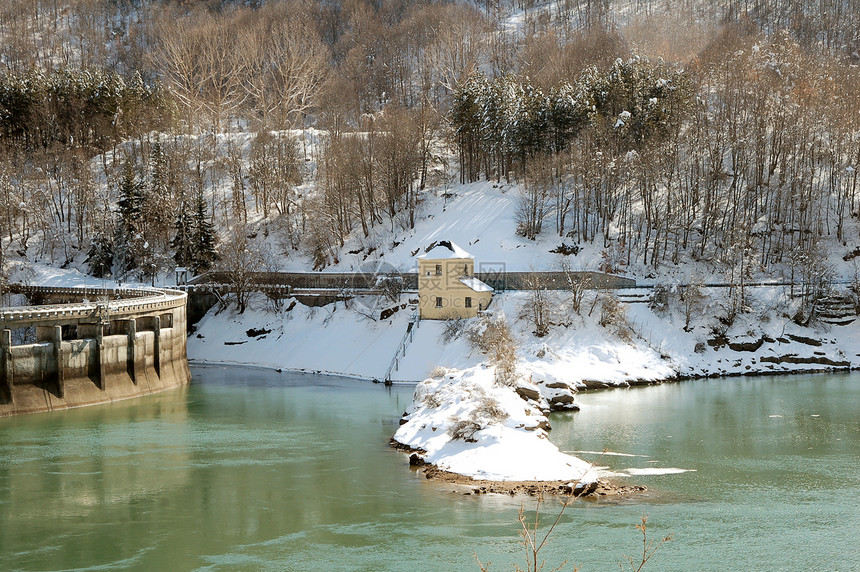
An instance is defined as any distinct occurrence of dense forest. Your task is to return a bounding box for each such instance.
[0,0,859,311]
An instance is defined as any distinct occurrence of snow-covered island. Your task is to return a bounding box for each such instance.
[390,364,600,492]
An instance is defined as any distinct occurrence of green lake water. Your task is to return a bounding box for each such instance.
[1,366,858,571]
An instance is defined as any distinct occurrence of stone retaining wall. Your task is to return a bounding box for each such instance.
[190,270,636,292]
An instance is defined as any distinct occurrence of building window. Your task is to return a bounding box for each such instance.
[464,263,468,276]
[435,297,443,308]
[435,264,442,276]
[465,297,472,308]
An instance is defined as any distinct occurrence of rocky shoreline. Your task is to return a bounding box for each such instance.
[420,466,648,499]
[391,439,646,498]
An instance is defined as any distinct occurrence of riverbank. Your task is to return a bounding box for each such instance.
[187,288,860,387]
[419,467,647,499]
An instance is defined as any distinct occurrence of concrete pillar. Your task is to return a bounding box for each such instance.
[96,325,105,391]
[50,326,64,398]
[1,329,12,404]
[79,323,105,390]
[35,325,64,397]
[153,316,161,378]
[126,319,137,384]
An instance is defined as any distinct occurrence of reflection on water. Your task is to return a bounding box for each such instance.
[3,388,192,512]
[1,366,859,571]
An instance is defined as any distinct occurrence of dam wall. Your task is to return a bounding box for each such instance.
[1,286,191,416]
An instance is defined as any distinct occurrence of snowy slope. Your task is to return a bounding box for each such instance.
[188,296,479,382]
[281,181,609,274]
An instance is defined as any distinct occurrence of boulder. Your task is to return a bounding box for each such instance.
[581,379,612,389]
[786,334,823,347]
[728,338,765,352]
[544,381,571,390]
[516,385,541,402]
[760,354,848,367]
[549,394,580,411]
[535,379,580,411]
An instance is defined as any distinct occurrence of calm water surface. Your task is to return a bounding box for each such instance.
[1,366,858,571]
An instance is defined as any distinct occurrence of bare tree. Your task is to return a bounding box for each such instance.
[375,105,423,230]
[151,13,209,128]
[425,4,489,94]
[196,16,248,133]
[219,224,265,314]
[522,271,554,337]
[152,11,248,133]
[241,3,329,129]
[560,259,591,316]
[516,155,554,240]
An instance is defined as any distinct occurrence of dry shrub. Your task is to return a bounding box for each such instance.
[521,272,554,337]
[448,419,481,442]
[594,291,632,341]
[474,396,508,423]
[429,366,449,378]
[440,317,465,342]
[422,392,442,409]
[467,315,519,386]
[597,292,623,326]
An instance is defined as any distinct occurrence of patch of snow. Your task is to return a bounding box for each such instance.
[417,241,475,260]
[570,450,649,458]
[624,468,696,476]
[459,276,494,292]
[188,295,479,382]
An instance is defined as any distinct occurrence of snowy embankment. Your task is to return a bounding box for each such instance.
[187,289,860,386]
[187,295,478,381]
[392,366,597,484]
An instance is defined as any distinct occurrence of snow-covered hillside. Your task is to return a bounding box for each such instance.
[281,180,596,273]
[188,296,476,382]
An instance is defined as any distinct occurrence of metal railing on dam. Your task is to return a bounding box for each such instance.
[1,284,188,328]
[1,285,191,416]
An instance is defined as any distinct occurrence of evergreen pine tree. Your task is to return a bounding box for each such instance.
[114,160,144,276]
[171,197,195,268]
[191,191,217,273]
[86,232,114,278]
[143,138,172,247]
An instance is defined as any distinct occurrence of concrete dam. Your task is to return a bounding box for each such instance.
[1,285,191,416]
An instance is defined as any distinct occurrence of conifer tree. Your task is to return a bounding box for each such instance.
[143,138,173,248]
[191,191,217,273]
[114,160,144,276]
[87,232,114,278]
[171,197,195,268]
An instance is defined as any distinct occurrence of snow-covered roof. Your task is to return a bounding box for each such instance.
[417,240,474,260]
[459,276,493,292]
